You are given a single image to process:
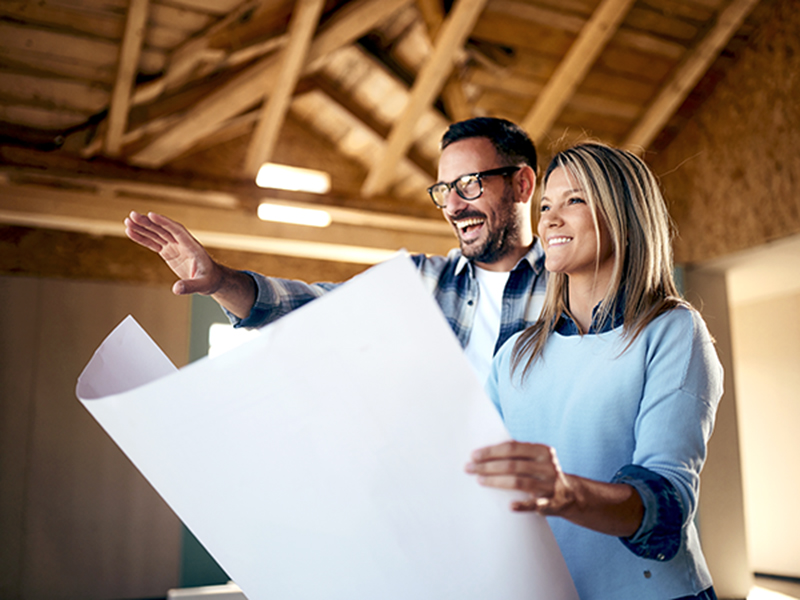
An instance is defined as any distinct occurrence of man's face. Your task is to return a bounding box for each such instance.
[436,137,523,268]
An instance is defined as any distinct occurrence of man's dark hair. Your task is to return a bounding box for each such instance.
[440,117,538,171]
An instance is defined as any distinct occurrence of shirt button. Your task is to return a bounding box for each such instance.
[467,300,474,306]
[643,570,652,579]
[657,553,665,561]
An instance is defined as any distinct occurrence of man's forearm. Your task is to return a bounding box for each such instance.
[210,265,257,320]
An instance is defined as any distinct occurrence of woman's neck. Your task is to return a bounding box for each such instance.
[567,272,613,333]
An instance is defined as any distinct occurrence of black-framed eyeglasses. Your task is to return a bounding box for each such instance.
[427,166,521,209]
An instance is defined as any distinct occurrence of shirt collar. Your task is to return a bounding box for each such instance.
[556,292,626,336]
[455,238,546,277]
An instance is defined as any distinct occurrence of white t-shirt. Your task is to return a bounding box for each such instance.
[463,266,510,384]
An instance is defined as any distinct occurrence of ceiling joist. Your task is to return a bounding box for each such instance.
[243,0,325,177]
[105,0,150,157]
[521,0,636,143]
[128,0,412,168]
[360,0,488,197]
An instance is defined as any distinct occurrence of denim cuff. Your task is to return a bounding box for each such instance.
[612,464,684,561]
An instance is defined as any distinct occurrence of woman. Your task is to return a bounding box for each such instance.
[466,143,722,599]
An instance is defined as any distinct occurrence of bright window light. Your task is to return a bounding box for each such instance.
[747,587,798,600]
[255,163,331,194]
[257,203,332,227]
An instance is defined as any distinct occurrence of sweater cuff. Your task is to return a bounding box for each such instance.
[612,464,683,562]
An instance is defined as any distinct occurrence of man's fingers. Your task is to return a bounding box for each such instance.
[147,212,197,246]
[124,219,164,252]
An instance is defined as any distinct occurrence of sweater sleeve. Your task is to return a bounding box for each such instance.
[626,309,723,553]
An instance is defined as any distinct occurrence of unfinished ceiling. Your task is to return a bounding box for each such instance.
[0,0,770,271]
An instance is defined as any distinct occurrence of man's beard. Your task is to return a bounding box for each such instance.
[459,187,521,265]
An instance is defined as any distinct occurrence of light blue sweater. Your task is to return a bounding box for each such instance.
[487,307,723,600]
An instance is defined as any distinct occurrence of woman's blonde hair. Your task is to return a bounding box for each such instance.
[511,142,686,376]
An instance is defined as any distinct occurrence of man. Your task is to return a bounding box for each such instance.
[125,117,546,381]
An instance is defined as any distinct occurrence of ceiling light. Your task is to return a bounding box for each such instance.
[257,203,332,228]
[255,163,331,194]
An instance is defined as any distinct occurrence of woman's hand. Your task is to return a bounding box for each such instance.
[466,441,644,537]
[466,441,579,515]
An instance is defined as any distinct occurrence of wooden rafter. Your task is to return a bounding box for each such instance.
[243,0,325,178]
[129,0,412,168]
[521,0,636,143]
[415,0,472,122]
[361,0,488,197]
[313,74,436,178]
[104,0,150,157]
[624,0,762,150]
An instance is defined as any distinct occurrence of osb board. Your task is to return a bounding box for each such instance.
[649,0,800,265]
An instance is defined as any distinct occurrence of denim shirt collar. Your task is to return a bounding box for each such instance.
[556,293,626,336]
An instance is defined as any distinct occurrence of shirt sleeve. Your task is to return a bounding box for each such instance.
[224,270,340,329]
[612,464,683,561]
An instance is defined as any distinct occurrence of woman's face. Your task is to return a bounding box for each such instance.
[538,166,615,281]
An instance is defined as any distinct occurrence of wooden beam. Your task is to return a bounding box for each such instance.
[0,146,444,220]
[243,0,325,178]
[0,180,455,264]
[0,71,108,114]
[0,224,367,285]
[361,0,488,197]
[486,0,684,59]
[105,0,150,157]
[521,0,636,143]
[415,0,473,122]
[130,0,412,168]
[312,74,436,178]
[624,0,761,151]
[134,0,283,105]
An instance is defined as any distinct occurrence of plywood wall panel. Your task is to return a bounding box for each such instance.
[650,0,800,264]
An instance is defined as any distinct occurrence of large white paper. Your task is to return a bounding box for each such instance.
[77,254,578,600]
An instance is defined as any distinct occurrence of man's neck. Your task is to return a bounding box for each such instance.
[473,242,533,272]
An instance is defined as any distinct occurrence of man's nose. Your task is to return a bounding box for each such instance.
[443,188,469,213]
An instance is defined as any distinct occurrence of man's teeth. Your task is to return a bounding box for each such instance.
[456,218,485,231]
[549,236,572,245]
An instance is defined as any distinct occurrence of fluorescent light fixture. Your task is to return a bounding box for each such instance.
[255,163,331,194]
[257,202,332,227]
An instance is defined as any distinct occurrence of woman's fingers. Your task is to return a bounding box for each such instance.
[471,440,552,463]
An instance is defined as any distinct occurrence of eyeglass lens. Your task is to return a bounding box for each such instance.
[430,174,482,207]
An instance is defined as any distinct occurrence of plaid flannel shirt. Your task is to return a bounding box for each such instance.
[229,242,547,357]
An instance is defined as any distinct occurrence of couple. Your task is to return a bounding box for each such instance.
[126,118,722,600]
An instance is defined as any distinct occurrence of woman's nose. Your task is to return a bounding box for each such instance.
[540,209,558,226]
